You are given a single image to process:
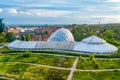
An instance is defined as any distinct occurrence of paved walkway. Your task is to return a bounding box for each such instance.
[67,57,79,80]
[77,69,120,72]
[7,53,76,58]
[1,61,120,72]
[7,53,120,60]
[95,58,120,60]
[1,53,120,80]
[1,60,120,79]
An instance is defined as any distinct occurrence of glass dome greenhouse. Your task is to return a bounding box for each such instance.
[73,35,118,54]
[47,28,74,42]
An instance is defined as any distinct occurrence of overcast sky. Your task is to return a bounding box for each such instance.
[0,0,120,24]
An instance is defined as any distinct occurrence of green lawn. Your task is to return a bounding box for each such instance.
[77,58,120,69]
[96,60,120,69]
[0,63,70,80]
[0,48,12,53]
[72,71,120,80]
[0,53,75,68]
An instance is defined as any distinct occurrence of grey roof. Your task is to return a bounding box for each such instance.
[7,35,118,54]
[74,35,118,53]
[82,35,106,44]
[7,40,75,51]
[48,28,74,42]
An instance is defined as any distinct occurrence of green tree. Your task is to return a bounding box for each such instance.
[87,31,96,36]
[44,31,48,35]
[25,34,31,41]
[0,32,7,43]
[102,30,114,40]
[72,27,83,41]
[6,32,16,42]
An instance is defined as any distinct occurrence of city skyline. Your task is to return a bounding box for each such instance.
[0,0,120,24]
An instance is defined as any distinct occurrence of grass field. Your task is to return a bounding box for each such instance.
[0,53,75,68]
[0,48,120,80]
[77,58,120,69]
[0,63,70,80]
[72,71,120,80]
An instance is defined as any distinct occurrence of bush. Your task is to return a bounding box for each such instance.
[80,63,86,69]
[79,56,83,59]
[89,54,94,60]
[22,51,32,58]
[0,56,11,62]
[94,63,100,69]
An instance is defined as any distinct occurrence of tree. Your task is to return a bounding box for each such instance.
[102,30,114,40]
[25,34,31,41]
[0,32,7,43]
[44,31,48,35]
[72,27,83,41]
[6,32,16,42]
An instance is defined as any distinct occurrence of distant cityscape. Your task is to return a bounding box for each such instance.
[0,18,120,41]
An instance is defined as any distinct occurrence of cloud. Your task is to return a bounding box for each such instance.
[8,8,18,14]
[19,11,31,15]
[19,10,72,17]
[0,8,3,13]
[14,0,35,3]
[106,0,120,2]
[50,0,68,3]
[1,0,120,24]
[5,8,72,18]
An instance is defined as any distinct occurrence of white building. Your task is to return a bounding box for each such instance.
[7,28,118,54]
[74,35,118,53]
[48,28,74,42]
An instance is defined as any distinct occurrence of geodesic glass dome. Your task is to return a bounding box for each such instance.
[74,35,118,53]
[47,28,74,42]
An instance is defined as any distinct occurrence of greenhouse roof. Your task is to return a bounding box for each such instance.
[48,28,74,42]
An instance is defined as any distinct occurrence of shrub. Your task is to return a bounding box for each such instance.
[0,56,11,62]
[94,63,100,69]
[81,63,86,69]
[89,54,95,60]
[22,51,32,58]
[79,55,83,59]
